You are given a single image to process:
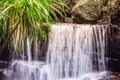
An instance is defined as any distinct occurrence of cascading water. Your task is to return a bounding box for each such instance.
[9,23,108,80]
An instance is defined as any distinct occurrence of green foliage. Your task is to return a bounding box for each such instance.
[0,0,67,51]
[103,0,120,24]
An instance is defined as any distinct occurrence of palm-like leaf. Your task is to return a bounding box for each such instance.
[0,0,67,52]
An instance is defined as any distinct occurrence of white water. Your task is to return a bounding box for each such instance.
[27,38,32,62]
[9,24,107,80]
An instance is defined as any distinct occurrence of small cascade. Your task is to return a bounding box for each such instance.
[9,23,108,80]
[27,38,32,62]
[34,42,39,60]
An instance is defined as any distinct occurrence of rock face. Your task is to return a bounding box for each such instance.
[64,0,119,24]
[108,26,120,73]
[110,0,120,25]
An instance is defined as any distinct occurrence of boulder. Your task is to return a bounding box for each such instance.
[71,0,101,23]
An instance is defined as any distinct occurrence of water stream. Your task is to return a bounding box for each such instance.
[7,24,108,80]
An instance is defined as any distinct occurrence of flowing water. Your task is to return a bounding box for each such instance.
[8,24,108,80]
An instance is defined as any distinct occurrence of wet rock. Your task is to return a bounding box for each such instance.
[104,72,120,80]
[0,61,10,68]
[0,71,9,80]
[64,17,73,23]
[108,26,120,73]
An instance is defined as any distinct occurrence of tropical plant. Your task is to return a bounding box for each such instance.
[0,0,67,53]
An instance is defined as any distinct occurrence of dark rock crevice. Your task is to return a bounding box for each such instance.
[108,26,120,73]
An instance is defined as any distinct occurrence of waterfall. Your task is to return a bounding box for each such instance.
[46,24,107,79]
[10,23,108,80]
